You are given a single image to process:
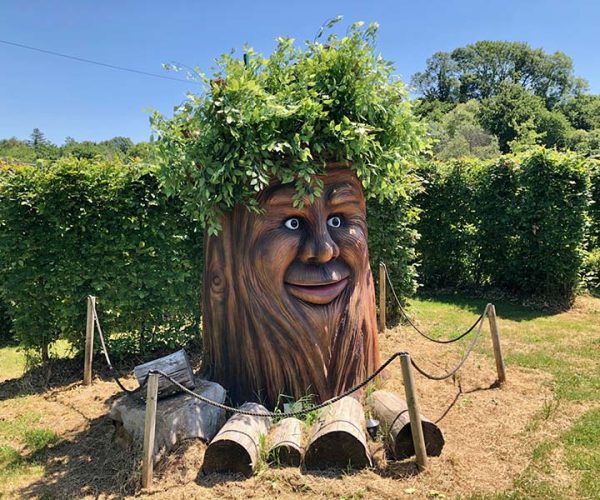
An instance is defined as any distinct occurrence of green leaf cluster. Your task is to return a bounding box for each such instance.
[0,158,203,356]
[416,148,594,308]
[151,21,427,234]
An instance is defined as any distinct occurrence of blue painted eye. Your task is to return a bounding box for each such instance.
[327,216,342,228]
[284,217,300,230]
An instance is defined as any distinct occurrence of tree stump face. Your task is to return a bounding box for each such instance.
[203,168,380,407]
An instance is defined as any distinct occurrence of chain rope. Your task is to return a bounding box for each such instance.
[382,262,485,344]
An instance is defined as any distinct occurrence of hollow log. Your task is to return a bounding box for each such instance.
[304,396,371,469]
[133,349,195,398]
[267,417,305,467]
[202,402,272,477]
[109,378,226,463]
[367,390,444,459]
[202,168,380,408]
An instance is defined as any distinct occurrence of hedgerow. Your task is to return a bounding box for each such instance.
[0,158,202,358]
[416,148,591,308]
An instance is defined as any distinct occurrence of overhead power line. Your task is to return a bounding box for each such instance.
[0,38,191,83]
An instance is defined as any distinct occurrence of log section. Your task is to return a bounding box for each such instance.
[133,349,195,398]
[367,390,444,459]
[304,396,371,469]
[202,402,272,477]
[110,378,226,464]
[267,417,305,467]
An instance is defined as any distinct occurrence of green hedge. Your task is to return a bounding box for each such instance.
[416,148,591,307]
[589,160,600,248]
[0,158,203,357]
[367,196,420,314]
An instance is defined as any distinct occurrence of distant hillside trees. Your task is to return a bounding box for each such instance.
[0,130,151,163]
[413,41,600,157]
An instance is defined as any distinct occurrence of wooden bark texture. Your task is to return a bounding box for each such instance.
[367,390,445,459]
[133,349,195,398]
[109,378,226,464]
[304,396,372,469]
[202,402,272,477]
[202,169,380,407]
[267,417,305,467]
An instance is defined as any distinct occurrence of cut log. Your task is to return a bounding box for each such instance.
[133,349,195,398]
[203,402,272,477]
[267,417,305,467]
[304,396,371,470]
[109,378,226,464]
[367,390,444,459]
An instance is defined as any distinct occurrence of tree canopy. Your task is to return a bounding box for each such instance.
[412,41,582,107]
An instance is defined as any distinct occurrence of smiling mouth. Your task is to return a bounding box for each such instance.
[285,278,349,305]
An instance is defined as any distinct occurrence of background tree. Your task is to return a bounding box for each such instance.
[428,100,500,159]
[412,41,579,107]
[478,83,573,152]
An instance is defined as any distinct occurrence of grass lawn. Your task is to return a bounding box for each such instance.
[0,295,599,498]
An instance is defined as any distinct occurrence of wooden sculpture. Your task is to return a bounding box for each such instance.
[202,167,380,407]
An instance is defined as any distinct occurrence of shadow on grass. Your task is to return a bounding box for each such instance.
[0,347,203,402]
[0,357,136,402]
[18,413,142,498]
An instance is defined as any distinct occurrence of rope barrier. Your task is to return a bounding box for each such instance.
[382,262,486,344]
[90,297,405,416]
[88,266,491,415]
[92,304,142,397]
[409,304,489,380]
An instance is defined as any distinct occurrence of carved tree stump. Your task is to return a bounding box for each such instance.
[304,396,372,469]
[202,402,272,477]
[267,417,305,467]
[109,378,226,463]
[202,168,380,408]
[133,349,195,398]
[367,390,444,459]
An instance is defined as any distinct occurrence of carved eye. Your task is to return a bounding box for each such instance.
[284,217,301,230]
[327,216,342,228]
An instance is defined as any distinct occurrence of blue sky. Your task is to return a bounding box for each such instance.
[1,0,599,144]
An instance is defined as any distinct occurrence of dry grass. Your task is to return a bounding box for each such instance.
[1,294,599,499]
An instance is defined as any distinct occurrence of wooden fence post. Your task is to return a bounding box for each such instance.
[379,262,386,332]
[83,295,95,386]
[487,303,506,385]
[142,372,159,489]
[400,352,427,471]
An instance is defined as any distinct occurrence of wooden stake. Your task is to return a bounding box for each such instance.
[142,373,159,489]
[379,262,386,332]
[487,303,506,385]
[400,353,427,471]
[83,295,95,386]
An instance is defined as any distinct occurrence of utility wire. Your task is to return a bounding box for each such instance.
[0,38,191,83]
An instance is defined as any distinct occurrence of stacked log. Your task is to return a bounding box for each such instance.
[367,390,444,459]
[304,397,371,469]
[133,349,195,398]
[203,402,272,477]
[267,417,305,467]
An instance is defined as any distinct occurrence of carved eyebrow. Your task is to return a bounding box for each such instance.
[327,183,362,206]
[264,186,296,207]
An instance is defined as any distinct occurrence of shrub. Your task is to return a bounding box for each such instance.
[0,158,203,358]
[0,297,13,343]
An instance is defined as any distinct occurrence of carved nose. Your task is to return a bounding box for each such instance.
[299,226,340,264]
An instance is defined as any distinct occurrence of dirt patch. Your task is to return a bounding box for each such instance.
[1,323,588,499]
